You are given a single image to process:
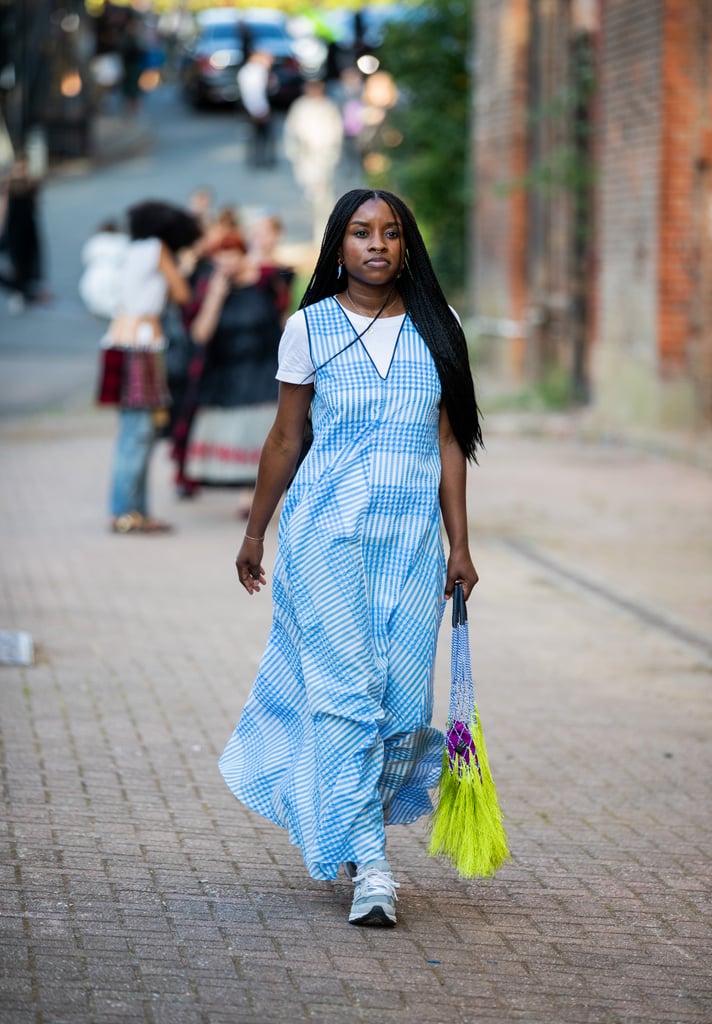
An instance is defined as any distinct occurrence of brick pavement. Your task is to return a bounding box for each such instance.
[0,407,711,1024]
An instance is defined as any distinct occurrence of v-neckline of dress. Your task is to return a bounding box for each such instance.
[332,296,407,382]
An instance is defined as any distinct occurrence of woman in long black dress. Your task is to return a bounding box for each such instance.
[179,232,283,515]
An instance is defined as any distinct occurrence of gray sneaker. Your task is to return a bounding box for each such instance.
[348,859,399,927]
[343,861,358,879]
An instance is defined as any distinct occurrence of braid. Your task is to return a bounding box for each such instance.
[299,191,372,307]
[300,189,483,461]
[395,205,484,462]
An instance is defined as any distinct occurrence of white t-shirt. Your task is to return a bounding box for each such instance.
[277,306,406,385]
[78,230,129,319]
[277,302,461,385]
[117,237,167,317]
[283,95,344,172]
[237,60,270,120]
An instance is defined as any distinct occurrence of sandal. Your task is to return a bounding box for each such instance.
[111,512,145,534]
[111,513,174,535]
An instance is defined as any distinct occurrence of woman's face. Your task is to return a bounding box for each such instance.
[213,247,247,278]
[339,198,404,288]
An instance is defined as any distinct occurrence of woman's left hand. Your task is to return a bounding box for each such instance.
[236,538,266,594]
[444,546,479,601]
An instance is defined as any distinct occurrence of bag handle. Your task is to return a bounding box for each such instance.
[452,580,467,628]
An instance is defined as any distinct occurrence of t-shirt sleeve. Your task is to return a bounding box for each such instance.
[276,309,315,384]
[145,236,163,271]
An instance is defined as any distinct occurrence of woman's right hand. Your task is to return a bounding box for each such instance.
[208,265,231,297]
[190,266,230,344]
[236,538,266,594]
[232,381,315,595]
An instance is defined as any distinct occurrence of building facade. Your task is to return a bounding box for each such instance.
[472,0,712,430]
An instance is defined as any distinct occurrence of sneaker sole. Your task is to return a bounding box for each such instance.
[349,905,396,927]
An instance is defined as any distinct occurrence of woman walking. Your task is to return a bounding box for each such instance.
[98,200,200,534]
[219,189,482,927]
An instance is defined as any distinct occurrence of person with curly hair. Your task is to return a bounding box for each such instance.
[98,199,201,534]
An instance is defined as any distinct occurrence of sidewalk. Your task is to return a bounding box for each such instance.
[46,111,154,180]
[0,405,710,1023]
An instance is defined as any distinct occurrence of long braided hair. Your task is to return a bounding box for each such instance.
[300,189,483,461]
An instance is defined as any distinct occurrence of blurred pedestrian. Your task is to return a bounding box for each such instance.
[176,232,283,514]
[0,156,49,313]
[283,77,344,241]
[187,186,216,233]
[176,201,241,284]
[237,50,276,168]
[219,188,482,927]
[246,210,295,323]
[119,12,146,115]
[78,218,130,320]
[353,8,367,59]
[214,204,241,236]
[334,66,366,176]
[98,199,200,534]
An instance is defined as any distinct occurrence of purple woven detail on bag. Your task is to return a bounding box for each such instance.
[446,721,483,781]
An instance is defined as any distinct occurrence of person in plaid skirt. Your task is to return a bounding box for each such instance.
[97,200,201,534]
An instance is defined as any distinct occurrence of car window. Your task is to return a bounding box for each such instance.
[245,23,286,41]
[201,25,240,42]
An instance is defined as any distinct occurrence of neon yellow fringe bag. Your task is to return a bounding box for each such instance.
[428,582,510,878]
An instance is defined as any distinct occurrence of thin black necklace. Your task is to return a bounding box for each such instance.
[300,292,401,384]
[340,287,396,334]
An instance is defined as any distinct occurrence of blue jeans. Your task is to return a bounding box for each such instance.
[110,410,156,517]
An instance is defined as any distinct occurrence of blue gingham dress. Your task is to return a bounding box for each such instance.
[219,297,446,880]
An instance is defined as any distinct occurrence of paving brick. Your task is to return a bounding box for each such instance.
[1,415,711,1024]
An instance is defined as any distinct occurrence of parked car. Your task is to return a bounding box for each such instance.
[179,8,304,109]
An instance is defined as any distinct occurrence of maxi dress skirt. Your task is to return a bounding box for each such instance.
[219,297,447,880]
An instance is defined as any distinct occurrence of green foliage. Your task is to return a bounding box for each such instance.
[481,365,575,414]
[537,364,574,409]
[367,0,472,293]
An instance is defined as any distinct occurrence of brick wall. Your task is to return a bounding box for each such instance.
[471,0,593,385]
[473,0,712,428]
[471,0,530,375]
[659,0,712,416]
[594,0,712,427]
[524,0,580,381]
[594,0,663,419]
